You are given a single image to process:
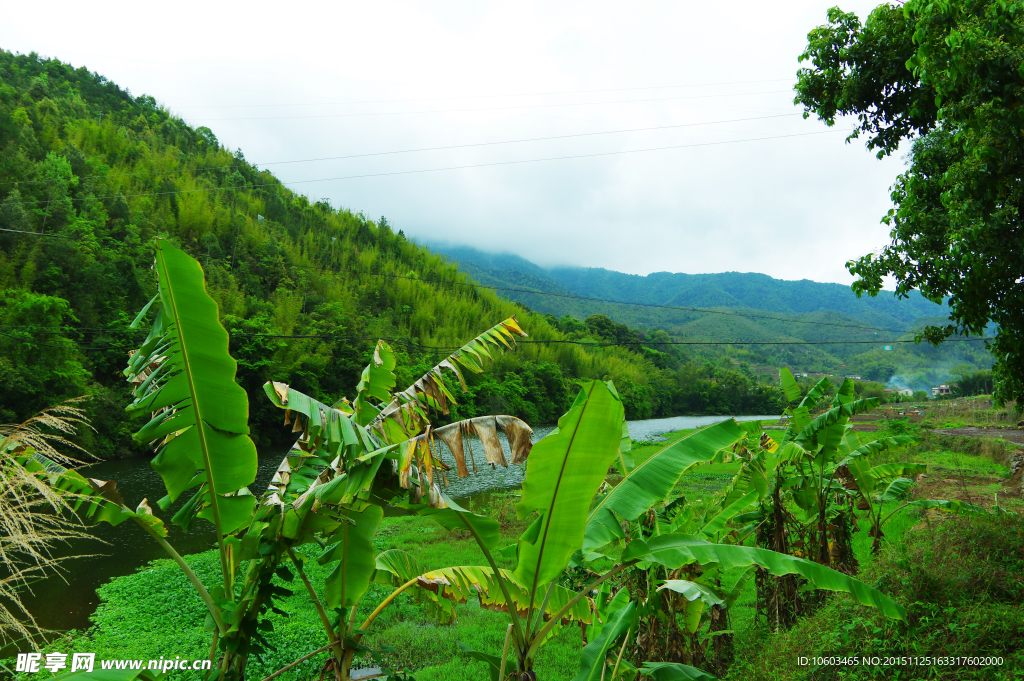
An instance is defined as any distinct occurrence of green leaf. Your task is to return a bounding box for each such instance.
[373,549,428,585]
[352,340,398,425]
[514,380,624,590]
[659,580,725,607]
[905,499,992,515]
[779,367,802,403]
[639,661,717,681]
[869,462,926,481]
[370,316,528,440]
[878,478,914,502]
[584,419,746,551]
[622,533,906,621]
[700,488,759,540]
[412,565,593,624]
[197,494,255,534]
[319,505,383,608]
[838,435,919,464]
[456,642,505,681]
[571,601,636,681]
[399,496,501,551]
[794,397,880,453]
[125,240,257,521]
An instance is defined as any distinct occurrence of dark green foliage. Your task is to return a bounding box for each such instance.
[729,515,1024,680]
[951,369,994,397]
[795,1,1024,408]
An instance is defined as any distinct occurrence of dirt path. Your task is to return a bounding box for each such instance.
[931,427,1024,446]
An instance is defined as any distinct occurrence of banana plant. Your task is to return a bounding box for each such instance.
[39,240,264,679]
[249,319,534,681]
[124,240,269,678]
[379,381,908,681]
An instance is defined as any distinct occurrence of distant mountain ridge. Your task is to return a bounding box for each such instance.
[430,243,944,330]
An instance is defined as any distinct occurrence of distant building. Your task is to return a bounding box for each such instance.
[932,384,951,396]
[845,375,862,380]
[898,388,914,397]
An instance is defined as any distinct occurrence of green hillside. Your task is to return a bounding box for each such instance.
[0,50,787,456]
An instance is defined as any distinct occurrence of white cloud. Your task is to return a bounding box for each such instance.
[2,0,903,283]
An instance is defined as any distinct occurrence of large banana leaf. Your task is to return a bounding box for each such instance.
[794,396,881,454]
[125,240,257,531]
[369,316,527,441]
[583,419,746,552]
[394,496,501,551]
[870,462,927,481]
[877,478,915,502]
[513,380,624,590]
[837,435,920,465]
[571,601,636,681]
[622,533,906,621]
[905,499,993,514]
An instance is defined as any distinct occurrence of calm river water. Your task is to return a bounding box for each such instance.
[18,413,776,638]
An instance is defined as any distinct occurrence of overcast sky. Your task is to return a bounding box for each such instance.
[1,0,902,285]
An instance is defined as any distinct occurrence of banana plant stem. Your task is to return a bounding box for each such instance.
[136,517,226,633]
[455,512,527,650]
[530,580,557,639]
[355,576,420,642]
[498,624,513,681]
[258,642,335,681]
[288,549,343,662]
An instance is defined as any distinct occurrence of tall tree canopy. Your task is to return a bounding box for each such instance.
[795,1,1024,405]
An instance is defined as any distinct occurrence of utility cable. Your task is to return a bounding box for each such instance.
[0,112,801,188]
[171,77,797,109]
[189,90,793,122]
[8,128,844,207]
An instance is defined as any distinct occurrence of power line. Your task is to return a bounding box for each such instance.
[188,90,793,123]
[170,77,797,109]
[0,228,63,237]
[9,129,844,208]
[0,112,801,188]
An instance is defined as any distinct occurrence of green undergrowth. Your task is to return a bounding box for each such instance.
[19,513,580,681]
[16,428,1017,681]
[726,515,1024,681]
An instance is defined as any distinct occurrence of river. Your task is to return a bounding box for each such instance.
[16,413,776,639]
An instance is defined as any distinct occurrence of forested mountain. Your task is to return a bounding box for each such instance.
[432,243,994,390]
[0,50,787,456]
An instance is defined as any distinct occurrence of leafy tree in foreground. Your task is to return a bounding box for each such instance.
[794,0,1024,406]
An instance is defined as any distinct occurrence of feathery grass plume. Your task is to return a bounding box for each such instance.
[0,398,96,648]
